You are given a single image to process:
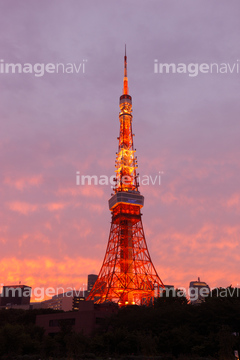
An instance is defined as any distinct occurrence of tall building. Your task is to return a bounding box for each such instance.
[87,48,164,306]
[189,277,210,304]
[87,274,98,294]
[0,285,31,307]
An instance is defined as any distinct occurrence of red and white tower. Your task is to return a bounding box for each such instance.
[87,48,164,306]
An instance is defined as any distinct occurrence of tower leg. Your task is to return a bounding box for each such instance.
[87,206,164,306]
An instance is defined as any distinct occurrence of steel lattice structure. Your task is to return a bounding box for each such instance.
[87,47,164,306]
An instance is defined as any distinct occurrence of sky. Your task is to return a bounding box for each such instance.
[0,0,240,300]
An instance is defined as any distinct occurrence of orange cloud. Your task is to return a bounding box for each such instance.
[4,175,43,190]
[226,193,240,209]
[7,201,68,214]
[0,256,101,301]
[149,221,240,293]
[57,186,104,198]
[7,201,38,215]
[86,203,105,213]
[57,187,82,197]
[46,203,66,211]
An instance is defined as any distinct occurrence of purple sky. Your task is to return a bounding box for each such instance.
[0,1,240,297]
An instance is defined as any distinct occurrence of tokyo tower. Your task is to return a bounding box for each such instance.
[87,47,164,306]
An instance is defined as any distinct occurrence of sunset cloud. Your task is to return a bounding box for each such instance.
[46,202,66,211]
[4,175,43,191]
[7,202,38,215]
[0,256,102,301]
[57,186,105,198]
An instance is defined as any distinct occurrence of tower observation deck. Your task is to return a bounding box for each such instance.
[87,47,164,306]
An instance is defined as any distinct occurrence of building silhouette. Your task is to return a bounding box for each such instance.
[87,274,98,295]
[189,277,210,304]
[41,290,85,311]
[36,301,118,336]
[0,285,31,307]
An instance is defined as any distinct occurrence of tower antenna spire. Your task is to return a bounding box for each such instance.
[123,44,128,95]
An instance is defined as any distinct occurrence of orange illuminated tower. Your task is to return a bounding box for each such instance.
[87,47,164,306]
